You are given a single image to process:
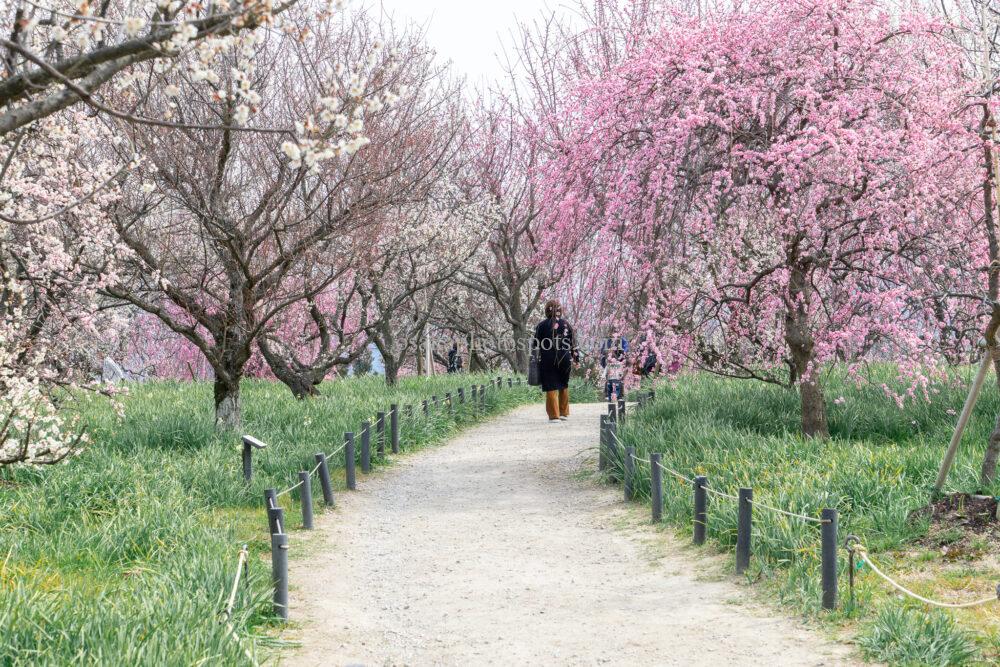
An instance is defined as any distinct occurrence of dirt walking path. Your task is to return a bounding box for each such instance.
[286,403,858,666]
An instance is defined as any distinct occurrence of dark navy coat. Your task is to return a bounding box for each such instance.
[533,317,577,392]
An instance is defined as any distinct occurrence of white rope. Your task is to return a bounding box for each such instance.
[219,544,259,665]
[274,479,303,499]
[631,453,652,465]
[748,498,829,524]
[855,545,998,609]
[655,460,696,485]
[222,545,249,621]
[309,458,323,476]
[700,484,740,502]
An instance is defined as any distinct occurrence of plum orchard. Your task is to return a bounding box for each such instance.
[10,0,1000,487]
[536,0,984,439]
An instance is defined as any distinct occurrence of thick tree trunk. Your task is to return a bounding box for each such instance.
[785,260,829,439]
[383,354,400,386]
[797,372,829,439]
[258,338,321,400]
[214,376,242,431]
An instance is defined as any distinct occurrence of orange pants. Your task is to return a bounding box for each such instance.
[545,389,570,419]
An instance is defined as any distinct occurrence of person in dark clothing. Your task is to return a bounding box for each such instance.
[447,342,461,373]
[533,299,579,422]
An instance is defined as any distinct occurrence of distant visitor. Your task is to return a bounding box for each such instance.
[531,300,579,422]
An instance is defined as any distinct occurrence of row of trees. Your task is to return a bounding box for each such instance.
[13,0,1000,489]
[0,0,555,464]
[514,0,1000,485]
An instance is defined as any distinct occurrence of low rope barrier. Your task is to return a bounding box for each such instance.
[848,540,1000,609]
[700,484,740,502]
[602,389,1000,615]
[274,479,303,499]
[246,378,519,628]
[219,544,258,665]
[656,460,696,485]
[747,498,830,524]
[222,545,249,622]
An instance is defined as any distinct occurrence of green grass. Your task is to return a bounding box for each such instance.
[615,367,1000,662]
[859,606,981,666]
[0,373,561,665]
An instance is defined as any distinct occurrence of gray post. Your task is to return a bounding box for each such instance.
[617,397,626,422]
[271,530,289,621]
[821,508,838,610]
[315,453,334,506]
[242,441,253,481]
[458,387,465,404]
[650,453,663,523]
[607,421,620,480]
[479,384,486,411]
[508,377,513,388]
[406,404,413,421]
[376,411,386,457]
[390,404,400,454]
[298,471,313,529]
[624,446,636,501]
[264,489,278,534]
[599,415,609,471]
[360,421,371,474]
[693,475,708,545]
[422,399,429,417]
[607,402,617,423]
[242,435,266,482]
[446,392,453,415]
[344,432,356,490]
[736,488,752,574]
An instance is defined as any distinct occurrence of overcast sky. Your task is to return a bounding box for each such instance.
[376,0,560,88]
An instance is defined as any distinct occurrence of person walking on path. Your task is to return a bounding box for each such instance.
[603,344,626,402]
[533,299,579,422]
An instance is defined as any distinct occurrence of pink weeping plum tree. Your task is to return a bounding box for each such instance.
[539,0,982,437]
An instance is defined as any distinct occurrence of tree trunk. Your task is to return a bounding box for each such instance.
[797,373,829,439]
[981,396,1000,487]
[258,338,321,400]
[979,316,1000,486]
[512,321,530,374]
[785,260,829,439]
[214,376,242,431]
[383,354,400,386]
[979,119,1000,487]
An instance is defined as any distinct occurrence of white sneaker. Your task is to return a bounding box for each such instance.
[549,418,561,423]
[559,416,568,421]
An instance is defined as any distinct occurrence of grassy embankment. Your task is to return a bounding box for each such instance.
[0,373,584,665]
[617,368,1000,665]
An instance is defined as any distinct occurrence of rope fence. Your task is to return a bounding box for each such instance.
[219,375,524,642]
[600,388,998,613]
[845,537,1000,609]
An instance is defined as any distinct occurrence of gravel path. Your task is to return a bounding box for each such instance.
[285,403,858,666]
